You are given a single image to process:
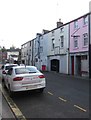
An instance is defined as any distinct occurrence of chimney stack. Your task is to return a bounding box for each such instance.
[42,29,50,34]
[57,19,63,28]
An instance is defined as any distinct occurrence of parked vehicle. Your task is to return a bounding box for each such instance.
[3,66,46,96]
[2,63,18,81]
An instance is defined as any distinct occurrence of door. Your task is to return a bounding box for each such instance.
[71,56,74,75]
[51,59,59,72]
[5,68,13,89]
[76,56,81,76]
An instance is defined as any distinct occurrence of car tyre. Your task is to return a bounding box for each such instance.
[3,80,6,89]
[38,88,44,93]
[8,84,14,97]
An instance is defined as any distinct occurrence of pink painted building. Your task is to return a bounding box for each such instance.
[69,13,89,76]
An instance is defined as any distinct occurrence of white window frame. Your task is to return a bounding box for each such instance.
[74,20,78,29]
[52,38,55,50]
[83,33,88,46]
[51,30,54,36]
[40,46,43,53]
[83,16,88,25]
[74,36,78,48]
[60,36,64,48]
[60,27,64,33]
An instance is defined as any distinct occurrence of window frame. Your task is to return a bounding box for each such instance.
[74,20,78,29]
[52,38,55,50]
[83,33,88,46]
[51,30,54,36]
[60,27,64,33]
[74,36,78,48]
[83,15,88,25]
[40,46,43,53]
[60,36,64,48]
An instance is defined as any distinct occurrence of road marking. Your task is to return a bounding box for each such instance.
[0,84,27,120]
[48,91,53,96]
[58,97,67,102]
[74,105,87,112]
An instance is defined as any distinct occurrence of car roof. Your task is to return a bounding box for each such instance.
[12,65,37,69]
[4,64,18,66]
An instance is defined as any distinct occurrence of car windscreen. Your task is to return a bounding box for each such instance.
[15,68,32,74]
[15,67,39,74]
[5,65,17,70]
[26,67,40,73]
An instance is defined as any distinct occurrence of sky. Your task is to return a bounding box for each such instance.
[0,0,90,49]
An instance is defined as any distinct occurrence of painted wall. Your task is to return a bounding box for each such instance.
[70,16,89,53]
[47,24,69,74]
[39,33,49,70]
[48,24,69,56]
[48,55,68,74]
[21,40,33,65]
[34,33,49,71]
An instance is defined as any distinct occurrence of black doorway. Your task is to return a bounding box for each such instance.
[51,59,59,72]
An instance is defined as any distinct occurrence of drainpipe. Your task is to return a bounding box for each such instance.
[89,12,91,79]
[32,39,34,66]
[68,24,70,75]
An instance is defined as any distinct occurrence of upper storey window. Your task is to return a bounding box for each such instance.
[60,27,64,33]
[51,30,54,36]
[52,38,55,49]
[83,33,88,46]
[30,41,31,46]
[60,36,64,48]
[74,20,78,29]
[74,36,78,48]
[83,15,88,25]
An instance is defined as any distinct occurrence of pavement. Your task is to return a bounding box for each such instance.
[0,69,26,120]
[0,84,15,119]
[0,69,15,120]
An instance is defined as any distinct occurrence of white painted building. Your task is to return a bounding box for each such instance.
[47,24,69,74]
[21,23,69,74]
[21,39,34,65]
[7,49,20,63]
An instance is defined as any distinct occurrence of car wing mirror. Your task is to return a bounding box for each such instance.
[2,71,6,74]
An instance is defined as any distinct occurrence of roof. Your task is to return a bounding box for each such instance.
[21,12,91,46]
[6,48,21,52]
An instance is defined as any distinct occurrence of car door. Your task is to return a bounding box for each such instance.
[5,68,13,89]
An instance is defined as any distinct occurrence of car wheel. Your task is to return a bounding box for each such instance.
[38,88,44,93]
[2,80,6,89]
[2,78,4,83]
[8,84,14,97]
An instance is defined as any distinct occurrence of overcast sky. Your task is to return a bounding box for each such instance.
[0,0,90,49]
